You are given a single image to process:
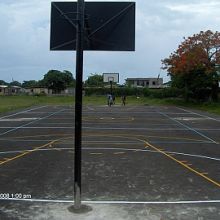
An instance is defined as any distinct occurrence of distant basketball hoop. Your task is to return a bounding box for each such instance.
[103,73,119,83]
[103,73,119,95]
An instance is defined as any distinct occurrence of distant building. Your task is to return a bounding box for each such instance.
[63,87,75,95]
[25,87,52,95]
[0,85,23,95]
[126,78,163,88]
[0,85,8,95]
[25,87,75,96]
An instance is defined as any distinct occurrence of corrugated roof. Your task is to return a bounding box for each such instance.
[0,85,8,88]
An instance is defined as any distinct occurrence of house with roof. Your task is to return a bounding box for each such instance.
[125,77,163,88]
[0,85,23,95]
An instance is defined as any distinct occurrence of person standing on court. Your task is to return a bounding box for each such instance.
[107,94,113,106]
[112,94,115,105]
[121,95,126,106]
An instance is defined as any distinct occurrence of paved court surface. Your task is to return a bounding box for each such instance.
[0,104,220,219]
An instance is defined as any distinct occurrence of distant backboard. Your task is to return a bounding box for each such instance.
[50,2,135,51]
[103,73,119,83]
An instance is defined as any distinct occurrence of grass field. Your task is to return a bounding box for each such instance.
[0,95,220,115]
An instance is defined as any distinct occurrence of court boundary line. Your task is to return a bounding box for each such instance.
[142,139,220,188]
[177,107,220,122]
[0,106,48,120]
[1,198,220,204]
[0,108,67,136]
[157,111,218,144]
[1,147,219,162]
[0,126,219,131]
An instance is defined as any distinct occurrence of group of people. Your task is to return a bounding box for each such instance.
[107,94,126,106]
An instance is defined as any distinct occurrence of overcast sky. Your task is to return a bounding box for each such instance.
[0,0,220,84]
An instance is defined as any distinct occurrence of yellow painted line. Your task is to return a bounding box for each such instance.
[0,136,72,166]
[180,161,188,163]
[142,135,207,143]
[85,133,207,143]
[0,140,56,166]
[3,133,70,140]
[2,129,209,144]
[0,129,211,187]
[83,116,134,122]
[143,140,220,188]
[202,173,209,175]
[82,142,140,145]
[90,153,103,155]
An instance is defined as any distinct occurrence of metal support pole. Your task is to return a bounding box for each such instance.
[74,0,84,209]
[110,81,113,95]
[68,0,91,213]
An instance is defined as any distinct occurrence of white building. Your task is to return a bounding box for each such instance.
[0,85,23,95]
[126,78,163,88]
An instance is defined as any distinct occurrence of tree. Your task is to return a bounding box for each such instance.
[63,70,76,87]
[162,30,220,101]
[43,70,75,93]
[84,74,104,87]
[22,80,39,88]
[9,81,22,87]
[0,80,8,85]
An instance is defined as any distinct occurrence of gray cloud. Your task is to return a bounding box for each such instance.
[0,0,219,83]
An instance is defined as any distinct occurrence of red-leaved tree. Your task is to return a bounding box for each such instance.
[162,30,220,101]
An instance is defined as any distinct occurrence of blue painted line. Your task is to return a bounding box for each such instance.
[157,111,218,144]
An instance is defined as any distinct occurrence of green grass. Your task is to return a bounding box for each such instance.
[0,96,74,114]
[129,97,220,115]
[0,95,220,115]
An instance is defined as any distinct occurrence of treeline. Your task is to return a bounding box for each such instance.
[84,87,183,98]
[1,70,76,94]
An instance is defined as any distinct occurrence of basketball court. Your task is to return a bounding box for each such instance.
[0,104,220,219]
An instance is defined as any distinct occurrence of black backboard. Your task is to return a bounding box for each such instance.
[50,1,135,51]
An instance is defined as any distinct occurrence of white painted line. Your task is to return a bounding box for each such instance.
[0,139,54,142]
[84,122,176,126]
[0,127,219,131]
[37,123,73,125]
[24,112,74,114]
[0,118,39,122]
[0,109,67,136]
[0,106,47,120]
[1,198,220,204]
[86,106,95,111]
[177,107,220,122]
[82,111,161,114]
[84,200,220,204]
[0,127,74,129]
[0,139,212,144]
[1,147,219,162]
[174,117,206,121]
[148,141,214,144]
[158,111,218,144]
[83,127,188,131]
